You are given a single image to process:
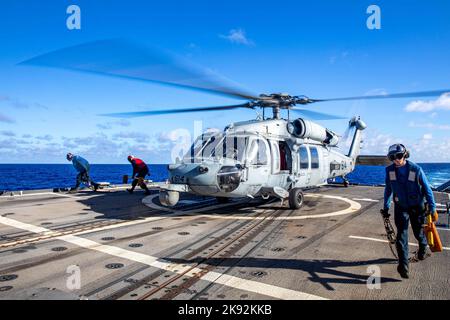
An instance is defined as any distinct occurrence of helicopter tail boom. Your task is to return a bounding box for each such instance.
[347,117,367,161]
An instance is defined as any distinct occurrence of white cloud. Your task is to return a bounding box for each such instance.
[0,127,188,163]
[112,131,150,141]
[220,29,254,46]
[365,88,388,96]
[329,51,351,65]
[405,93,450,112]
[360,129,450,162]
[0,95,48,109]
[97,119,131,130]
[360,129,396,155]
[35,134,53,140]
[0,130,16,137]
[0,113,14,123]
[408,121,450,130]
[97,123,112,130]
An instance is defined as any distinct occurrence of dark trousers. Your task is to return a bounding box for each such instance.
[131,168,149,191]
[394,204,428,267]
[75,170,98,189]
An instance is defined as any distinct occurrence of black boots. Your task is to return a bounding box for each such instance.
[418,246,428,260]
[397,264,409,279]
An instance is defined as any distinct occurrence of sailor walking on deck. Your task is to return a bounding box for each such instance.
[380,144,438,279]
[66,153,99,192]
[126,155,151,195]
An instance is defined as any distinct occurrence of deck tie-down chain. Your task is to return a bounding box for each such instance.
[382,215,398,259]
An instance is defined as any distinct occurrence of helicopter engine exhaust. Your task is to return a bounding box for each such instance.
[290,119,339,146]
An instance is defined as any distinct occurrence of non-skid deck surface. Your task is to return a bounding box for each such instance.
[0,185,448,300]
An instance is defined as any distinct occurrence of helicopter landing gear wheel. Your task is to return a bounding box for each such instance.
[216,197,230,204]
[288,188,304,209]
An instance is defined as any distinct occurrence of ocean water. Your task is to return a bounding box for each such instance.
[0,164,168,192]
[0,163,449,192]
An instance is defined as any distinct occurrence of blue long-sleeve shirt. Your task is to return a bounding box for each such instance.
[71,155,90,173]
[384,162,436,212]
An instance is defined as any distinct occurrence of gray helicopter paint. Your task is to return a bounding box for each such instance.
[160,117,366,206]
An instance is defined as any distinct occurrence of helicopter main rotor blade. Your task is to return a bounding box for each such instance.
[19,39,260,101]
[100,103,254,118]
[306,89,450,104]
[290,108,345,120]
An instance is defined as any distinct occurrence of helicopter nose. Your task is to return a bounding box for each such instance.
[217,165,242,192]
[168,163,220,187]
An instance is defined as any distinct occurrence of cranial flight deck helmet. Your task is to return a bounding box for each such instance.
[387,144,410,161]
[127,155,134,162]
[66,153,74,161]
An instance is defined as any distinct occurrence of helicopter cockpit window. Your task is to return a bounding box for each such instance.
[299,146,309,169]
[247,139,268,166]
[221,136,248,161]
[184,133,222,162]
[310,147,319,169]
[184,134,248,162]
[202,135,223,158]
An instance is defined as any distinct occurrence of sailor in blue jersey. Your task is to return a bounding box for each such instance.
[380,144,436,279]
[66,153,99,192]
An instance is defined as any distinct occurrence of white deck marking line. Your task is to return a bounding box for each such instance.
[0,187,153,199]
[352,198,379,202]
[43,192,77,198]
[437,227,450,231]
[200,269,325,300]
[0,198,251,248]
[0,192,77,199]
[0,216,180,248]
[0,215,326,300]
[349,235,450,251]
[143,194,361,220]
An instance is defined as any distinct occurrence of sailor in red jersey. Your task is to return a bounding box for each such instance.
[127,155,151,195]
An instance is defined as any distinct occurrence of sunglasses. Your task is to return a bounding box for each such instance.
[388,153,405,161]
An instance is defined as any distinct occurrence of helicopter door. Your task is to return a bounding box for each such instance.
[268,139,290,189]
[269,140,280,174]
[298,145,311,186]
[278,141,292,173]
[309,146,322,186]
[246,138,270,189]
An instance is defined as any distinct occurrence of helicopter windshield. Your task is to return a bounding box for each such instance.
[184,133,248,162]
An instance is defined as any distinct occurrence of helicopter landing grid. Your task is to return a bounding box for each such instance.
[0,185,449,300]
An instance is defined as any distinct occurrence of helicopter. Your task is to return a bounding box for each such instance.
[20,39,450,209]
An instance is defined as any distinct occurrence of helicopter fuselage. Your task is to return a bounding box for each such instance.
[159,117,366,207]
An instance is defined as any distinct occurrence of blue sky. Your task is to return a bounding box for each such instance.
[1,0,450,163]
